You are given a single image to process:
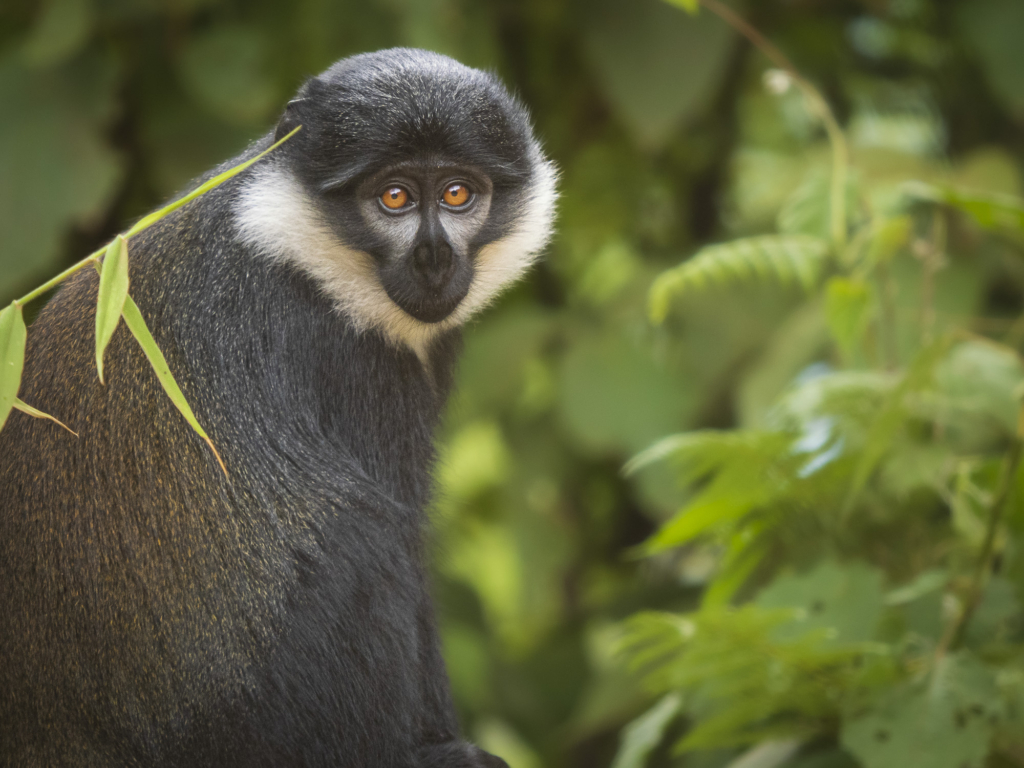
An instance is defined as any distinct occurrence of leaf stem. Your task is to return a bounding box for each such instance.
[14,126,302,309]
[918,213,946,346]
[875,262,899,370]
[939,427,1023,656]
[15,247,105,307]
[699,0,849,251]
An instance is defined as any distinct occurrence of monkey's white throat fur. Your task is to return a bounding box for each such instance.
[234,159,557,356]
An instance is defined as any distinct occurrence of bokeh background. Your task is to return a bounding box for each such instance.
[2,0,1023,766]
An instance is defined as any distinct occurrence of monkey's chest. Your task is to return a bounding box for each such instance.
[221,495,429,752]
[90,492,431,765]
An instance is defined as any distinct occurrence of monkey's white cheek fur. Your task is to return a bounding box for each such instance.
[233,157,558,360]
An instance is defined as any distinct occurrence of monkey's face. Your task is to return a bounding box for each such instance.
[242,49,557,346]
[352,163,493,323]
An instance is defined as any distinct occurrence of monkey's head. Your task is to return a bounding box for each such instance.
[235,48,557,355]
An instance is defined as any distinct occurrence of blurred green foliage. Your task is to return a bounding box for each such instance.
[2,0,1024,766]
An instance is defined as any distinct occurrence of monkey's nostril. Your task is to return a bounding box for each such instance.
[412,242,455,286]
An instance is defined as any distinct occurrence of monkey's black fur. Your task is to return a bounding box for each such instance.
[0,49,542,767]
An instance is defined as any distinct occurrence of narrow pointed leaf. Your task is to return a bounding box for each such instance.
[95,235,129,384]
[13,398,77,436]
[121,295,227,476]
[611,694,683,768]
[125,126,301,238]
[0,302,27,433]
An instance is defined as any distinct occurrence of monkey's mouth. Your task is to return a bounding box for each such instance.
[392,291,465,323]
[381,268,473,324]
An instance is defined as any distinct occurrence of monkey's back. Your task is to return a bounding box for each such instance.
[0,198,457,767]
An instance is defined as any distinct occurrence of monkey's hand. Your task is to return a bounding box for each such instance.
[416,741,509,768]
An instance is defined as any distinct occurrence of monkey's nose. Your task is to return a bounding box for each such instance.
[411,241,455,288]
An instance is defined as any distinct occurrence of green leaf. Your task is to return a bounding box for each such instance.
[755,560,885,645]
[964,577,1021,646]
[121,295,226,476]
[904,182,1024,234]
[124,125,301,239]
[825,277,873,361]
[94,235,128,384]
[13,397,77,436]
[933,340,1024,437]
[632,431,793,553]
[619,606,891,752]
[841,652,1001,768]
[846,338,951,506]
[0,302,27,433]
[703,525,770,607]
[582,0,731,148]
[626,430,734,476]
[663,0,700,14]
[649,235,831,323]
[611,694,683,768]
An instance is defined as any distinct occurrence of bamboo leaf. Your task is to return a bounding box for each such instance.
[649,235,831,323]
[94,235,129,384]
[124,126,301,238]
[14,127,299,310]
[0,301,27,433]
[121,295,227,476]
[13,398,77,436]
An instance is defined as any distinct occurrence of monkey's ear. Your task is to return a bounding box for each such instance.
[275,99,306,142]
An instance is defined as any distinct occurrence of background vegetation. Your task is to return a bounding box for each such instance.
[2,0,1024,766]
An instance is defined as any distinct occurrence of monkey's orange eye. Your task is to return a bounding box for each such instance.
[442,183,471,207]
[381,187,409,210]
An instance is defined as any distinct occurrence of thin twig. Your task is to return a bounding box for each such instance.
[917,212,946,346]
[700,0,849,251]
[937,430,1023,657]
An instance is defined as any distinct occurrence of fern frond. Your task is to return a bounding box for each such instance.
[624,430,752,478]
[649,235,832,323]
[618,606,894,754]
[628,430,795,554]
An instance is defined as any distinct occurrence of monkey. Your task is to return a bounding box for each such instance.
[0,48,557,767]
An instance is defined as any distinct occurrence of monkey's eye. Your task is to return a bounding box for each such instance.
[380,186,410,210]
[441,183,471,208]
